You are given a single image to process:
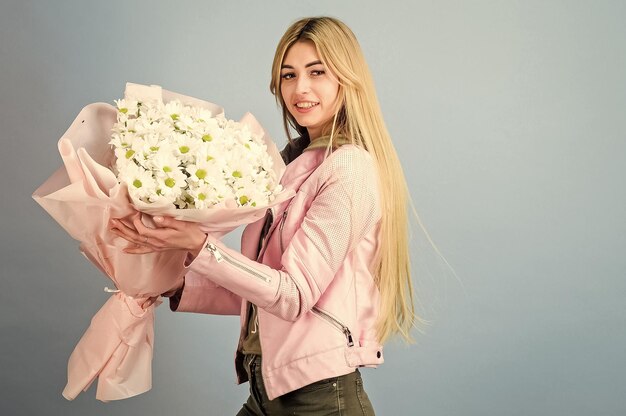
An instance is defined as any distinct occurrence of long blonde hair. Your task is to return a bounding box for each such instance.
[270,17,421,343]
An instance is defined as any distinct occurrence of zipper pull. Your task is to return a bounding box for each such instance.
[205,243,224,262]
[344,328,355,347]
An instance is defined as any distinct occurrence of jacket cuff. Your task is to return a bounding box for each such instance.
[187,234,281,310]
[183,233,212,268]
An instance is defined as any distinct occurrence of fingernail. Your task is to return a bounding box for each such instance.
[154,216,163,222]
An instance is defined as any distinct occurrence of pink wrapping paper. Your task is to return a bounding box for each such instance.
[32,84,293,401]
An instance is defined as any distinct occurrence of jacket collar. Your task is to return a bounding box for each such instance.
[303,134,351,152]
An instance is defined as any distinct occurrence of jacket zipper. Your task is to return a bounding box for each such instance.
[311,306,354,347]
[205,243,272,284]
[279,209,288,253]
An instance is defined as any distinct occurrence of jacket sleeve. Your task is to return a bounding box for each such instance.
[186,147,381,321]
[171,211,270,315]
[171,266,242,315]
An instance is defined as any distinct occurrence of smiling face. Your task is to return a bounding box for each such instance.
[280,40,340,140]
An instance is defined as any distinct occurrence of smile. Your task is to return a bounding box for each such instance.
[295,102,319,109]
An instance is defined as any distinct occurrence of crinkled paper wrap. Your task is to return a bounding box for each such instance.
[32,83,293,402]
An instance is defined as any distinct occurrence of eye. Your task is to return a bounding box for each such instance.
[281,72,295,80]
[311,70,325,76]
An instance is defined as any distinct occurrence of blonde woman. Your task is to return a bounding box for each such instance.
[111,16,416,415]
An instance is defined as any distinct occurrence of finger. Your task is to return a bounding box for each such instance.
[111,223,162,251]
[118,217,138,231]
[153,215,183,230]
[112,217,138,234]
[111,228,148,248]
[110,220,144,244]
[132,216,157,237]
[134,225,173,250]
[112,212,140,230]
[122,244,159,254]
[141,296,159,309]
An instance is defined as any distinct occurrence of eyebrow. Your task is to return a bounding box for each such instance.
[281,60,323,69]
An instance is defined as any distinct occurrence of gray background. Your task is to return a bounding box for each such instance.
[1,0,625,415]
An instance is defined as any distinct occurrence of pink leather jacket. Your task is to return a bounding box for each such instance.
[173,143,384,400]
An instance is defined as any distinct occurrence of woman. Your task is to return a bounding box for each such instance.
[110,16,416,415]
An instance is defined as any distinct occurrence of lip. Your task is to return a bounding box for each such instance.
[293,101,319,114]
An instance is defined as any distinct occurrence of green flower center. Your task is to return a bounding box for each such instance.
[179,145,190,154]
[232,171,242,178]
[125,150,135,159]
[239,195,249,205]
[195,169,207,180]
[165,178,175,188]
[163,166,172,173]
[198,193,206,201]
[202,134,213,142]
[132,179,142,188]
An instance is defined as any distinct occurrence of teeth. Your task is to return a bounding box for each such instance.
[296,102,318,109]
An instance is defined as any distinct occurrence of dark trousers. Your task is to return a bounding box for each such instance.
[236,354,376,415]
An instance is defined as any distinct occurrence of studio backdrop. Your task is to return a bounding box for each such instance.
[1,1,625,415]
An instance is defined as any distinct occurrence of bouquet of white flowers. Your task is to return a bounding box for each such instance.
[32,83,293,402]
[111,92,282,210]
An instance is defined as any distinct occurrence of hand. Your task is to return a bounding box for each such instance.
[109,212,207,255]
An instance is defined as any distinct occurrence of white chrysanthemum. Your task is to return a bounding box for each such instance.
[110,97,281,209]
[114,99,139,117]
[188,106,213,123]
[139,101,167,122]
[172,132,200,163]
[154,168,187,201]
[117,163,157,201]
[187,182,219,209]
[164,101,185,122]
[148,144,181,177]
[184,145,220,183]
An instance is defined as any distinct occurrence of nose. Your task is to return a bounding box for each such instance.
[295,74,311,95]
